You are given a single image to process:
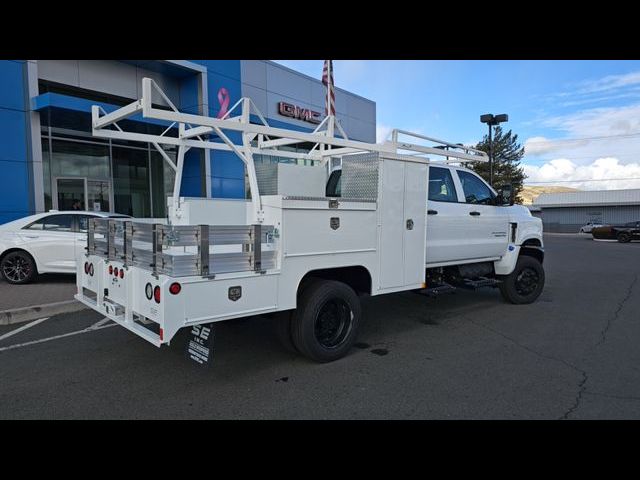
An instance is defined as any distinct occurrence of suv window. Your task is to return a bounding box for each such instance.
[457,170,495,205]
[428,167,458,203]
[25,214,75,232]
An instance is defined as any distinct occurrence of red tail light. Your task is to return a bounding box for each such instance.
[153,285,161,303]
[109,265,113,275]
[114,267,119,277]
[159,328,164,341]
[119,269,124,279]
[84,262,89,274]
[169,282,181,295]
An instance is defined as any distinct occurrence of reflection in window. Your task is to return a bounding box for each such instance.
[113,146,151,218]
[42,138,52,211]
[50,140,110,179]
[457,170,495,205]
[25,214,74,232]
[428,167,458,203]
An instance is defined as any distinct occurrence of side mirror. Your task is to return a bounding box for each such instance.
[496,184,514,206]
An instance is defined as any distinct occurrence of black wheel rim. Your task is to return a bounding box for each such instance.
[515,267,539,296]
[2,256,31,282]
[314,299,353,349]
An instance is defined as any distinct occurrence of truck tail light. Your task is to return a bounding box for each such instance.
[109,265,113,275]
[114,267,119,277]
[145,283,153,300]
[153,285,161,303]
[89,264,94,276]
[159,328,164,341]
[169,282,181,295]
[84,262,89,274]
[119,269,124,279]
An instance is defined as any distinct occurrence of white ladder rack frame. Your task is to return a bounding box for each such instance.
[91,77,488,224]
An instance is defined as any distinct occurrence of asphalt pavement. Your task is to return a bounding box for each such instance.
[1,234,639,419]
[0,273,77,311]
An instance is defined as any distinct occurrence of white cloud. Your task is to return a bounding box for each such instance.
[376,124,393,143]
[523,103,640,164]
[524,157,640,190]
[576,71,640,95]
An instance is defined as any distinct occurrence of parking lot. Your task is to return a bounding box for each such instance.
[0,234,638,419]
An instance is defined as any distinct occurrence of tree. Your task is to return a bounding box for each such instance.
[470,126,527,204]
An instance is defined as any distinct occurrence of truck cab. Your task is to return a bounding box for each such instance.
[327,162,544,303]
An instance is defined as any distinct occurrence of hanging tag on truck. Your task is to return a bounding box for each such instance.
[185,323,214,366]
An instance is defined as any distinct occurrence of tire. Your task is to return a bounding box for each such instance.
[290,279,361,363]
[273,310,298,354]
[0,251,37,285]
[617,232,631,243]
[498,255,545,305]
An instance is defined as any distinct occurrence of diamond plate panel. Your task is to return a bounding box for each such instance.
[341,152,379,200]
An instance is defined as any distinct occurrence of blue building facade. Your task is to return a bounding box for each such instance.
[0,60,376,224]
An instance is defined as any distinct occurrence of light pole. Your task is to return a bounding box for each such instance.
[480,113,508,186]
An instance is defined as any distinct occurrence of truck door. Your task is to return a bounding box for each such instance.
[379,159,427,289]
[425,166,467,265]
[454,169,509,259]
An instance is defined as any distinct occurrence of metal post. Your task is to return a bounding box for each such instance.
[108,220,117,260]
[488,124,493,186]
[198,224,210,277]
[87,218,95,255]
[252,224,262,273]
[152,223,163,277]
[124,221,133,266]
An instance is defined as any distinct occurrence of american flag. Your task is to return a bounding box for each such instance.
[322,60,335,116]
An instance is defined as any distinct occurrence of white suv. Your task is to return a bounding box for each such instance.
[0,211,129,284]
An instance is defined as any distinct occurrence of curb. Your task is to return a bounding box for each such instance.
[0,300,88,325]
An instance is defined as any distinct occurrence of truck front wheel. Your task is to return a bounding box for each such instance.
[291,279,361,363]
[498,255,545,305]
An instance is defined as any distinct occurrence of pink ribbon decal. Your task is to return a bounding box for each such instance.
[216,87,230,119]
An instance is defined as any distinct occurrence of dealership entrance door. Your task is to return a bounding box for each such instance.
[53,177,112,212]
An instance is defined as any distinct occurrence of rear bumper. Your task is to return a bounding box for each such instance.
[74,292,163,347]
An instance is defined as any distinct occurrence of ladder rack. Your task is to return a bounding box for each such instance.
[91,77,489,224]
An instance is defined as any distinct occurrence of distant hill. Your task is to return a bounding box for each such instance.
[520,186,580,205]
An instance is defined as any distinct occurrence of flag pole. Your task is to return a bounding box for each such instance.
[326,60,335,138]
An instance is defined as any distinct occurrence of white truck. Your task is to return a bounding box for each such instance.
[75,78,544,363]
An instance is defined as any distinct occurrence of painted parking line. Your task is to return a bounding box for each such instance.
[0,317,50,342]
[0,317,115,353]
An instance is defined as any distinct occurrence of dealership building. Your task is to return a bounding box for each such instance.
[0,60,376,224]
[533,188,640,232]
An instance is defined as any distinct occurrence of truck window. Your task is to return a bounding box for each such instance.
[326,169,342,197]
[428,167,457,203]
[457,170,495,205]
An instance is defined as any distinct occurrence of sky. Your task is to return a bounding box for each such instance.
[275,60,640,190]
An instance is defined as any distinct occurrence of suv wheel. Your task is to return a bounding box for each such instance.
[1,251,37,284]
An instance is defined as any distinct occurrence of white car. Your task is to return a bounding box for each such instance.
[0,211,129,284]
[579,222,603,234]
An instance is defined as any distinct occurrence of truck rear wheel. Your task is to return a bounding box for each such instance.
[291,279,361,363]
[498,255,545,305]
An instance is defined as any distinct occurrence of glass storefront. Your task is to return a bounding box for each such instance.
[41,117,176,218]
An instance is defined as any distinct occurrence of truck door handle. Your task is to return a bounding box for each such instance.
[469,211,481,216]
[427,210,438,215]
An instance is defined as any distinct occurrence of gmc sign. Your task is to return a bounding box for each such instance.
[278,102,322,124]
